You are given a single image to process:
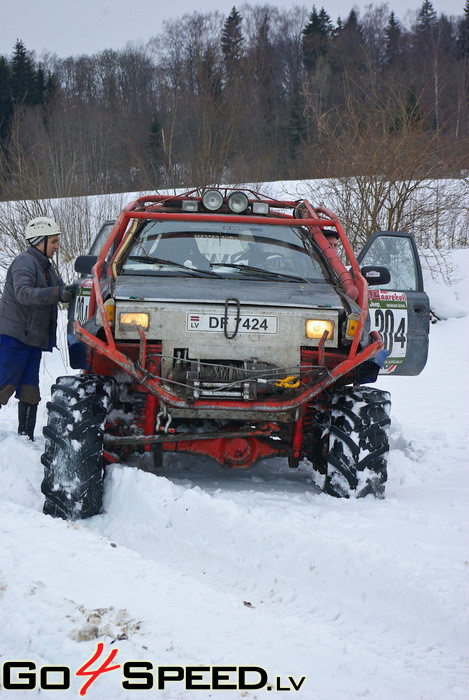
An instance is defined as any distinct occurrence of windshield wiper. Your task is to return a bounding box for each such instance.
[127,255,222,278]
[210,262,307,282]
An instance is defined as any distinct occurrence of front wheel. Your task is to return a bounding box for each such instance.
[324,386,391,498]
[41,374,112,520]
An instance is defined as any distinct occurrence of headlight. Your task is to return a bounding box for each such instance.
[305,319,334,339]
[182,200,199,212]
[202,189,223,211]
[227,190,249,213]
[119,312,149,329]
[252,201,270,215]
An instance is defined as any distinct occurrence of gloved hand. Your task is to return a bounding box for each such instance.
[59,284,76,303]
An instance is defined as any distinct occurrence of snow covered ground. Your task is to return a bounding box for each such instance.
[0,240,467,698]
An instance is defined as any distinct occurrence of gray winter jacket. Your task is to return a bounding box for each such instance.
[0,246,63,350]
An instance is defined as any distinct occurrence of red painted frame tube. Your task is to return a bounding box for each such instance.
[292,406,306,459]
[144,394,158,449]
[103,450,119,464]
[315,206,368,359]
[298,201,360,301]
[137,326,147,369]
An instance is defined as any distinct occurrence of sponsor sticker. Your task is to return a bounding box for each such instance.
[368,290,408,370]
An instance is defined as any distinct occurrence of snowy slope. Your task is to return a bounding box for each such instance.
[0,240,467,698]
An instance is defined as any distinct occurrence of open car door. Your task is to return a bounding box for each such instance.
[357,232,430,376]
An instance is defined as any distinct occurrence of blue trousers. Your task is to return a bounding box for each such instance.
[0,334,42,404]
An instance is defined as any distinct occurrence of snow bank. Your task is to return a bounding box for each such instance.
[423,248,469,320]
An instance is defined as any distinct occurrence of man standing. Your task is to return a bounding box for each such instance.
[0,217,76,439]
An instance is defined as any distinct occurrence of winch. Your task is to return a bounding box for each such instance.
[168,358,286,400]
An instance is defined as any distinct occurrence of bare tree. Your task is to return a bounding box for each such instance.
[0,122,126,280]
[302,75,468,251]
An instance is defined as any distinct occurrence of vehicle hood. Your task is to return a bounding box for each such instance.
[114,275,345,310]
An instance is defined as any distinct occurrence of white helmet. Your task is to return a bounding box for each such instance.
[25,217,61,245]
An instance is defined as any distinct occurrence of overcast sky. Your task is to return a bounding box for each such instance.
[1,0,465,59]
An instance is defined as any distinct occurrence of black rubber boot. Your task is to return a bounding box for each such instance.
[18,401,38,441]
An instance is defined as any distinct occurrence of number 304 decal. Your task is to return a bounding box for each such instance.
[374,309,407,358]
[368,291,408,367]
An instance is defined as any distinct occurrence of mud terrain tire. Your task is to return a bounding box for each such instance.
[324,386,391,498]
[41,374,111,520]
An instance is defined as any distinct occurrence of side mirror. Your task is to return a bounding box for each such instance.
[75,255,98,275]
[360,265,391,286]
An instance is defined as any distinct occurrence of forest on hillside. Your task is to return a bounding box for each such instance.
[0,1,468,203]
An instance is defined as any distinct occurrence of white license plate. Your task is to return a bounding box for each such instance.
[187,312,278,334]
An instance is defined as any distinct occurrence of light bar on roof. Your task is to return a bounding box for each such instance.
[202,189,224,211]
[293,204,306,219]
[252,201,269,215]
[227,190,249,214]
[182,200,198,212]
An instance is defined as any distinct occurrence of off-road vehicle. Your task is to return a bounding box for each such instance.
[41,189,430,519]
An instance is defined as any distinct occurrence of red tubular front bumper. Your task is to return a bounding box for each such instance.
[74,322,383,415]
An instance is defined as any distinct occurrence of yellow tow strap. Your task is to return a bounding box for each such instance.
[275,376,300,389]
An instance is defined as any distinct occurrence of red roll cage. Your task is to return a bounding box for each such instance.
[74,190,383,414]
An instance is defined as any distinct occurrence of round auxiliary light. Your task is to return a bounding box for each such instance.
[293,203,306,219]
[227,190,249,214]
[202,189,224,211]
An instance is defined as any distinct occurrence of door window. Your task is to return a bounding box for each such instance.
[359,236,419,291]
[89,222,115,256]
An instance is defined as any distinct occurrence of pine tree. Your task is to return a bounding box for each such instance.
[415,0,437,46]
[0,56,12,144]
[34,65,46,104]
[10,40,36,105]
[221,7,244,73]
[318,8,333,33]
[345,9,359,31]
[330,9,364,75]
[384,12,401,67]
[302,6,333,73]
[416,0,437,29]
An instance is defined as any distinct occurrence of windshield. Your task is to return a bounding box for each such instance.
[121,220,327,281]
